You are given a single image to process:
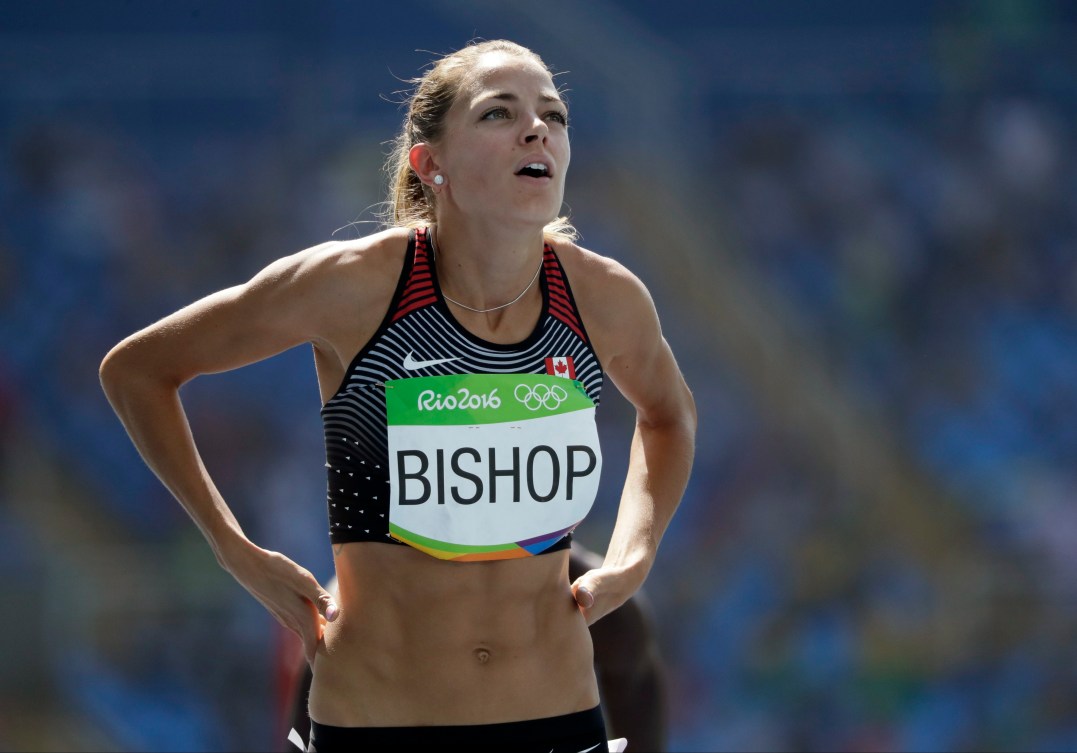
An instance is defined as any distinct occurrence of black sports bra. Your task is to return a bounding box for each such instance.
[320,228,603,560]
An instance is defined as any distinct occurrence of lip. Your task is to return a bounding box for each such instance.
[514,155,555,178]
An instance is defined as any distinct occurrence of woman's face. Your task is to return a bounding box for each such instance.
[433,52,571,230]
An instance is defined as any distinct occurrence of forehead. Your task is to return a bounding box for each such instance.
[460,52,560,102]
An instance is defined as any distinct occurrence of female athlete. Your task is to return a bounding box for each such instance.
[100,39,695,752]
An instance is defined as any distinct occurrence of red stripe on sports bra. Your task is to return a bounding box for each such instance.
[399,272,432,288]
[394,295,439,321]
[397,286,435,309]
[551,309,587,343]
[547,285,574,307]
[541,247,588,343]
[548,295,584,327]
[395,278,437,316]
[392,228,438,322]
[548,294,576,318]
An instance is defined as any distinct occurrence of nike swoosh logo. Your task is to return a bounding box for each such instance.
[403,351,462,370]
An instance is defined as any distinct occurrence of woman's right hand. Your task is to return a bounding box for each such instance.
[222,542,340,666]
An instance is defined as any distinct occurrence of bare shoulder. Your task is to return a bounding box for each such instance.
[259,228,407,329]
[550,239,692,422]
[274,227,411,369]
[548,239,658,368]
[547,238,637,290]
[100,227,415,390]
[272,226,409,296]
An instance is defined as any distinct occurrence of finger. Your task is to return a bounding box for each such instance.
[320,592,340,622]
[302,576,340,622]
[572,579,596,609]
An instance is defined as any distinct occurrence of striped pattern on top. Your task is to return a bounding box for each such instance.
[392,229,437,322]
[321,227,603,549]
[544,251,588,343]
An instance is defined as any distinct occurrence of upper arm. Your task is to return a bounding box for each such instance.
[101,235,390,388]
[580,255,695,429]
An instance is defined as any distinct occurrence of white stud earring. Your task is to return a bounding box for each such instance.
[433,174,445,186]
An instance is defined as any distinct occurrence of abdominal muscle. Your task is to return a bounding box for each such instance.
[307,541,600,727]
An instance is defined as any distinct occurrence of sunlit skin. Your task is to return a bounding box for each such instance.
[431,52,570,228]
[309,54,600,726]
[409,52,571,319]
[99,47,695,733]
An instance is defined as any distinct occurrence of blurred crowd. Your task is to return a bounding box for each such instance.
[2,3,1076,751]
[658,92,1077,751]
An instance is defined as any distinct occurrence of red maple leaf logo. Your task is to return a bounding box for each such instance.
[555,360,568,375]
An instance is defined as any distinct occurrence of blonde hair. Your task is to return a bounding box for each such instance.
[381,40,578,243]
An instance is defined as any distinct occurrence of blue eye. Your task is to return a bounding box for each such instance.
[547,110,569,126]
[481,107,510,120]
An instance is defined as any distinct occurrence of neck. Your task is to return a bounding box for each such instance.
[431,216,546,311]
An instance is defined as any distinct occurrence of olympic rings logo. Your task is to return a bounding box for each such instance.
[514,383,568,411]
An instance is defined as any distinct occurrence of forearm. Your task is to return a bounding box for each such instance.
[604,415,695,586]
[100,356,251,568]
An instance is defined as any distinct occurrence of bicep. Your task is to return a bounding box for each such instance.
[105,247,335,387]
[601,277,692,427]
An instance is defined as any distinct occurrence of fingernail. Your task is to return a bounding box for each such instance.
[326,603,339,621]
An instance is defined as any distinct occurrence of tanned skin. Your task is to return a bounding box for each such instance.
[279,545,669,752]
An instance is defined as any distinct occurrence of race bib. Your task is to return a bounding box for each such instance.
[385,374,601,561]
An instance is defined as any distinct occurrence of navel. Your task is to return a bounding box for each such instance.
[473,647,492,665]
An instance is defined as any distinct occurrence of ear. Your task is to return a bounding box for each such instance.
[408,143,442,188]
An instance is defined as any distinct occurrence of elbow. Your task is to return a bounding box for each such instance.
[676,398,698,458]
[637,389,697,444]
[669,383,698,440]
[99,337,181,405]
[99,340,136,403]
[685,390,698,437]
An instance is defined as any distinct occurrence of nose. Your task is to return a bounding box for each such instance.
[521,114,548,145]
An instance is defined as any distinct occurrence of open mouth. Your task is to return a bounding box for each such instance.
[515,162,551,179]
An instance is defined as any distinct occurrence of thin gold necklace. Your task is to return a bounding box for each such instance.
[430,230,543,314]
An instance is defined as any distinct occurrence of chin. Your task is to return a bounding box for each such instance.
[520,213,561,231]
[499,205,558,228]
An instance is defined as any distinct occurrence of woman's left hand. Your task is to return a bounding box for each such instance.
[570,566,646,626]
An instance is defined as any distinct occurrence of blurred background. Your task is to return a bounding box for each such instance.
[2,1,1076,750]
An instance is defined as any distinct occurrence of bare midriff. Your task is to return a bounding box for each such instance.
[307,541,600,727]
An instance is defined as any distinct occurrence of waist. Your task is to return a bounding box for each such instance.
[309,705,607,751]
[309,542,599,726]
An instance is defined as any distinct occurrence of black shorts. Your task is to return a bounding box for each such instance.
[307,705,609,752]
